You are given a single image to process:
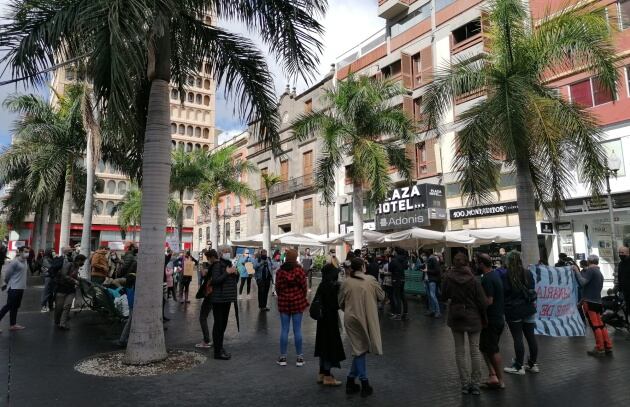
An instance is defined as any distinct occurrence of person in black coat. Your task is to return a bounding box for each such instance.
[210,246,239,360]
[389,248,409,320]
[314,263,346,386]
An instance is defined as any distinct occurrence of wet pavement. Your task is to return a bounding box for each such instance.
[1,275,629,407]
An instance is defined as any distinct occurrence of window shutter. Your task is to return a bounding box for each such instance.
[426,138,438,175]
[481,11,490,52]
[401,53,413,89]
[402,95,414,119]
[607,3,620,30]
[420,46,433,86]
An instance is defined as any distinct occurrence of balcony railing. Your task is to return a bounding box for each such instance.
[378,0,411,19]
[256,173,315,200]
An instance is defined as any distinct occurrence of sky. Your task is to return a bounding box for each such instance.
[0,0,384,147]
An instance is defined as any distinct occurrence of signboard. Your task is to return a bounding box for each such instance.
[449,201,518,220]
[539,222,553,234]
[375,184,445,231]
[530,265,585,337]
[347,222,375,234]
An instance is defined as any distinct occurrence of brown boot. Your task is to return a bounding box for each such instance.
[323,375,342,386]
[317,373,324,384]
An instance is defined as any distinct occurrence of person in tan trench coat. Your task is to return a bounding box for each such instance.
[339,257,385,398]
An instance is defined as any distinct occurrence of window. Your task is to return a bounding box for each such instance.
[171,89,178,100]
[413,97,423,122]
[95,200,104,216]
[185,206,193,220]
[340,204,352,223]
[203,128,210,139]
[304,99,313,113]
[303,198,313,227]
[225,223,230,241]
[452,19,481,46]
[303,150,313,186]
[185,189,194,200]
[260,167,268,190]
[280,160,289,182]
[235,221,241,239]
[198,228,203,243]
[105,201,115,216]
[97,160,106,173]
[499,173,516,189]
[204,79,211,89]
[620,0,630,29]
[381,60,401,78]
[107,180,116,194]
[569,77,614,107]
[345,165,353,185]
[187,76,194,86]
[415,140,437,177]
[186,142,193,152]
[195,127,201,138]
[187,126,193,137]
[205,227,210,241]
[171,123,177,134]
[187,92,194,103]
[203,95,210,106]
[118,181,127,195]
[196,78,202,88]
[178,124,185,135]
[390,2,431,37]
[226,196,231,209]
[282,111,289,123]
[446,183,461,197]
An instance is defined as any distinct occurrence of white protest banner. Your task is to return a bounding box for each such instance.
[529,265,585,337]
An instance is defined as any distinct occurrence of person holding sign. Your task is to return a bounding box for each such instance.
[573,255,613,357]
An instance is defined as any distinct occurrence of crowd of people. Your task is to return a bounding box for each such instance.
[0,239,628,398]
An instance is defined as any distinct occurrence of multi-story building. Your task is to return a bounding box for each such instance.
[12,39,217,252]
[193,131,250,252]
[244,72,336,241]
[332,0,630,283]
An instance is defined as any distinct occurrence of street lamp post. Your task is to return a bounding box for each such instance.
[605,152,621,275]
[223,208,231,245]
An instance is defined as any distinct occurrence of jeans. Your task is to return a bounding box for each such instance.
[41,276,55,308]
[212,302,231,355]
[180,276,192,301]
[348,353,367,381]
[120,312,132,344]
[199,296,213,343]
[452,330,481,387]
[506,320,538,368]
[0,288,24,326]
[280,312,303,356]
[239,276,252,295]
[308,269,313,289]
[319,358,333,375]
[391,280,408,315]
[427,281,441,315]
[257,278,271,309]
[54,292,75,327]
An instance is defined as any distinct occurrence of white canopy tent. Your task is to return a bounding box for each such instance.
[450,227,522,245]
[230,232,324,248]
[384,227,477,248]
[317,230,386,246]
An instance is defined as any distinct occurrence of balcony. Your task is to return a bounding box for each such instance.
[256,174,315,201]
[378,0,410,19]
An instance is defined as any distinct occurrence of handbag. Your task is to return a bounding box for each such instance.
[195,276,213,299]
[309,289,324,321]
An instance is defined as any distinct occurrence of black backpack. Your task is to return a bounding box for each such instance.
[309,286,324,321]
[47,256,64,279]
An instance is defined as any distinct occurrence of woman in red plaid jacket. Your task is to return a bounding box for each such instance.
[275,249,309,367]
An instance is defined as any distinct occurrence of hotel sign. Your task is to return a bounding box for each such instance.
[375,184,446,231]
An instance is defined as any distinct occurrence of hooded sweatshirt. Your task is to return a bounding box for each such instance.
[441,266,488,332]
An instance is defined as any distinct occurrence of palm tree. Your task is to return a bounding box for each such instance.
[260,173,282,253]
[170,148,203,251]
[421,0,616,265]
[112,184,179,243]
[292,75,416,249]
[1,0,326,365]
[1,89,89,249]
[196,145,258,248]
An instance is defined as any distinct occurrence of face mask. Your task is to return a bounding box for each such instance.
[21,252,29,259]
[261,254,267,260]
[222,253,231,260]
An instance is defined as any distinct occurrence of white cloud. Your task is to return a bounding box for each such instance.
[216,0,383,134]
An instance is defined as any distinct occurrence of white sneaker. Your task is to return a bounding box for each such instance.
[296,355,305,367]
[41,306,49,313]
[504,365,526,375]
[238,295,243,300]
[525,363,540,373]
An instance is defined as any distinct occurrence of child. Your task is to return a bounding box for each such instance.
[165,260,177,301]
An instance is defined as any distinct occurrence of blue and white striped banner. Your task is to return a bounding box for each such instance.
[529,265,586,337]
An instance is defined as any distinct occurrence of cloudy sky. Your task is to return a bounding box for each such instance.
[0,0,384,146]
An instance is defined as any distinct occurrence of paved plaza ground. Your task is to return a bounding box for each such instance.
[1,276,629,407]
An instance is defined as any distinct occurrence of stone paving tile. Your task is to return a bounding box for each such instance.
[1,279,629,407]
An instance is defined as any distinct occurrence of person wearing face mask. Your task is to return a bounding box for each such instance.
[255,249,274,311]
[617,246,630,323]
[55,254,87,330]
[0,246,30,332]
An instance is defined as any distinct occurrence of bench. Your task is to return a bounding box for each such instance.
[77,278,125,323]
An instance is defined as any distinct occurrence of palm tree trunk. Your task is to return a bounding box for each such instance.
[210,204,219,249]
[124,27,170,365]
[59,162,74,248]
[177,189,184,251]
[32,210,41,254]
[352,182,364,250]
[515,156,540,266]
[47,206,56,250]
[263,197,271,253]
[39,203,49,252]
[80,130,95,278]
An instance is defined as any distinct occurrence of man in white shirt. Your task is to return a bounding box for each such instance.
[0,246,30,332]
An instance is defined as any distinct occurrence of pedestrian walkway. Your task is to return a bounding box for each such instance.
[1,281,628,407]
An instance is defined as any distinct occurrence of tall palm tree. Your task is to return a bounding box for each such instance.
[292,75,416,249]
[112,184,179,243]
[1,89,89,249]
[260,173,281,253]
[170,148,203,251]
[196,145,258,248]
[1,0,326,365]
[421,0,616,265]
